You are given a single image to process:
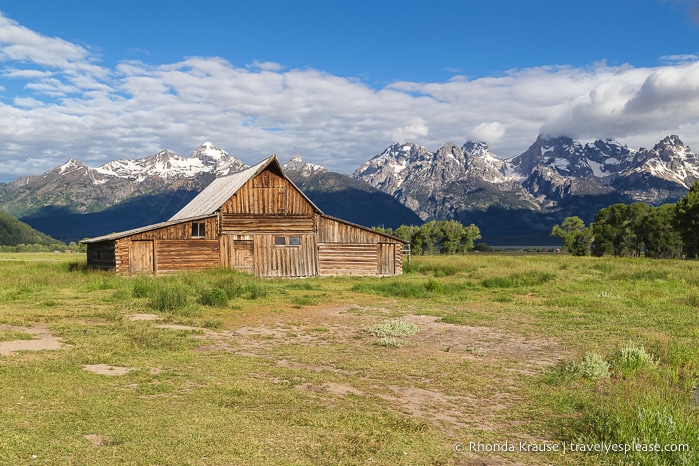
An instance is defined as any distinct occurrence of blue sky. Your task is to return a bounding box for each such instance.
[1,0,699,180]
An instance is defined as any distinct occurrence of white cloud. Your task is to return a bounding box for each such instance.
[391,117,430,142]
[1,12,699,181]
[469,122,505,143]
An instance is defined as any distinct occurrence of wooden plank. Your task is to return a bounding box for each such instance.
[130,240,154,275]
[129,216,218,241]
[317,243,379,276]
[378,243,396,275]
[220,214,314,233]
[222,170,315,215]
[154,240,219,274]
[232,240,254,274]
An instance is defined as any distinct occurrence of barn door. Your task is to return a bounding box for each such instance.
[130,240,154,275]
[232,240,255,274]
[378,243,395,275]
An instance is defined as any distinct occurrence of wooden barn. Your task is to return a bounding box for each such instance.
[83,156,407,277]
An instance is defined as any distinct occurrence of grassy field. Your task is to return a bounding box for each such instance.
[1,252,698,465]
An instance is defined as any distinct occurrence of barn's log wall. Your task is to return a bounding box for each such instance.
[128,216,218,240]
[221,171,314,216]
[317,243,379,276]
[316,215,391,243]
[220,214,314,233]
[255,234,317,277]
[155,240,220,274]
[86,241,117,271]
[316,215,404,276]
[115,239,130,275]
[220,233,316,277]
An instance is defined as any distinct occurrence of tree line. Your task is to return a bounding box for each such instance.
[552,181,699,258]
[374,220,481,255]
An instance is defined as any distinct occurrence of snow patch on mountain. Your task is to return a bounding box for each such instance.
[283,155,327,177]
[91,143,246,184]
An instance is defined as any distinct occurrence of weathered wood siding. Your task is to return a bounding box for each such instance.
[155,240,220,274]
[316,215,404,276]
[86,241,117,271]
[220,169,314,216]
[128,216,218,240]
[317,243,379,276]
[130,240,154,274]
[316,215,395,244]
[113,238,221,275]
[220,214,314,233]
[221,233,317,277]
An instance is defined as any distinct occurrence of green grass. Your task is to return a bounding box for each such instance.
[0,329,34,341]
[1,252,699,465]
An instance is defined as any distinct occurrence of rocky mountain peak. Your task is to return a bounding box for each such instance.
[655,135,686,150]
[56,158,88,174]
[463,141,491,157]
[39,158,92,182]
[190,142,246,177]
[190,142,228,162]
[283,155,327,177]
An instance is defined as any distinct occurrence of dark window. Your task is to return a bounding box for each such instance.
[274,236,286,246]
[289,236,301,246]
[192,222,206,238]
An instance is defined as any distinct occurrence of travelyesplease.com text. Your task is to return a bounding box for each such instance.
[454,440,690,455]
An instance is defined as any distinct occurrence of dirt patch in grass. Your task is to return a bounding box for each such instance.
[127,313,161,321]
[403,314,568,370]
[148,303,570,449]
[295,382,365,397]
[277,358,358,375]
[83,364,136,376]
[0,324,63,355]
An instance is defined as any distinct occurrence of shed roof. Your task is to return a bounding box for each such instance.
[81,213,216,243]
[169,155,322,221]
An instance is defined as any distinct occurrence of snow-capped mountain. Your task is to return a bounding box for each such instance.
[509,135,638,180]
[508,135,699,204]
[354,141,533,220]
[353,134,699,243]
[283,154,327,177]
[0,142,245,217]
[94,142,245,182]
[611,136,699,203]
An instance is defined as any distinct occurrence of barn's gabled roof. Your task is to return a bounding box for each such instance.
[169,155,322,221]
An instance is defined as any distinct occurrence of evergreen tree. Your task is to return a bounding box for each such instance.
[641,204,683,258]
[591,204,634,256]
[675,181,699,258]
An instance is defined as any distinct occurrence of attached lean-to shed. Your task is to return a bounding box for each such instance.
[83,156,407,277]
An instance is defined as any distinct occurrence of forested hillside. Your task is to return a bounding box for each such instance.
[0,209,64,248]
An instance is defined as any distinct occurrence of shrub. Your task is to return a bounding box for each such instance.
[290,295,318,308]
[365,320,418,338]
[614,342,656,373]
[374,337,403,348]
[148,283,189,313]
[132,277,155,298]
[244,283,268,300]
[567,352,610,380]
[198,288,229,307]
